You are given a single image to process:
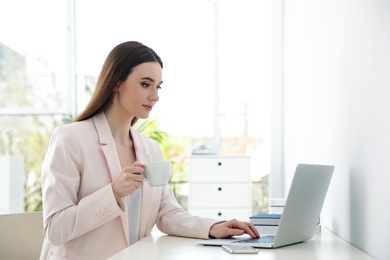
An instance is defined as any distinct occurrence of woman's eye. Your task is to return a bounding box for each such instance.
[157,85,162,90]
[141,82,150,88]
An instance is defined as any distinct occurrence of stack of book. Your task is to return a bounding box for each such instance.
[249,213,321,235]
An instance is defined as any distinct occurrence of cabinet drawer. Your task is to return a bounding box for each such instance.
[189,156,250,182]
[189,183,251,208]
[188,208,251,221]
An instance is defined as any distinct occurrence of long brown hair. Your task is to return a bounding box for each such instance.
[74,41,163,125]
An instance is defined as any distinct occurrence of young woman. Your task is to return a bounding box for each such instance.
[40,41,259,260]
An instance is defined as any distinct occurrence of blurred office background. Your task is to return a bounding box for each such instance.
[1,1,390,259]
[0,0,271,214]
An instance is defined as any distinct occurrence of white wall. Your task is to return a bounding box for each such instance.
[275,1,390,259]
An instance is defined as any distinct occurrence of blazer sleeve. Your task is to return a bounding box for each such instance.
[155,183,220,239]
[41,126,123,246]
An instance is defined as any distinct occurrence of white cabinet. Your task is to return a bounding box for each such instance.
[0,156,24,214]
[188,156,251,221]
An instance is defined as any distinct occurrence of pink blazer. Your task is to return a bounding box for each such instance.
[40,112,218,260]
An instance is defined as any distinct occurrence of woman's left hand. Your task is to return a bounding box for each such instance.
[208,219,260,239]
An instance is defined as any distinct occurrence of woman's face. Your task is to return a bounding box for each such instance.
[115,61,163,120]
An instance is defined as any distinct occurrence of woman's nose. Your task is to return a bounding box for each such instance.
[149,89,159,102]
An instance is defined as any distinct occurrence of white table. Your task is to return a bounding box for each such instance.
[107,228,374,260]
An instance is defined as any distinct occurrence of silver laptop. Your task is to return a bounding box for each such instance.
[197,163,334,248]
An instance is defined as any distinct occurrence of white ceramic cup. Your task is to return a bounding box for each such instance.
[143,161,172,187]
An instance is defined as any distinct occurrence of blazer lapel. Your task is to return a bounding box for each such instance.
[92,112,130,244]
[130,127,152,164]
[130,128,154,238]
[92,115,157,243]
[92,112,122,182]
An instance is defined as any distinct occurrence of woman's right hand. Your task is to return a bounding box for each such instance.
[111,161,144,201]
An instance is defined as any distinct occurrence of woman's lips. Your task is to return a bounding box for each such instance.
[143,105,152,111]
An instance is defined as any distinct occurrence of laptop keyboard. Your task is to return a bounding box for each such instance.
[233,235,276,244]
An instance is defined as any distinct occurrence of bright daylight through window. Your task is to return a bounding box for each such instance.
[0,0,271,215]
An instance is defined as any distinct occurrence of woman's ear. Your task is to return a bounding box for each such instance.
[114,80,123,94]
[114,85,119,93]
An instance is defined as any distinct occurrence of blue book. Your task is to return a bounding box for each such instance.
[249,214,282,226]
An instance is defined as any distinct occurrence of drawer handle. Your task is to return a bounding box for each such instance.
[218,162,222,166]
[218,187,222,191]
[218,212,222,216]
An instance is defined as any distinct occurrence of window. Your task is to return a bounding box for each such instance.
[0,0,271,214]
[0,0,68,212]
